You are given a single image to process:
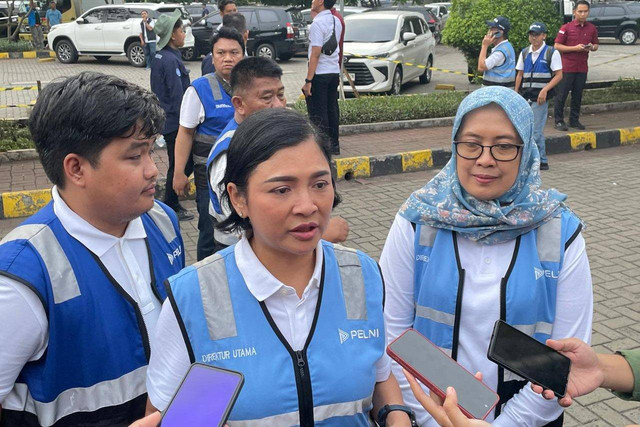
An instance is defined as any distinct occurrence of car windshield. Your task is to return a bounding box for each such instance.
[344,18,396,42]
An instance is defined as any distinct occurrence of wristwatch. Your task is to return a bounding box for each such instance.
[304,78,313,83]
[377,404,418,427]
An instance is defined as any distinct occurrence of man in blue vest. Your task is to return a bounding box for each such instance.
[172,27,243,260]
[0,72,185,426]
[478,16,516,88]
[516,22,563,171]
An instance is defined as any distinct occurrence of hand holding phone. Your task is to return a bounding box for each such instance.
[488,320,571,398]
[160,363,244,427]
[387,329,499,420]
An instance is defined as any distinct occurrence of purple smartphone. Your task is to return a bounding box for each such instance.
[160,363,244,427]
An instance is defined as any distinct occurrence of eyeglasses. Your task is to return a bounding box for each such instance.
[453,142,523,162]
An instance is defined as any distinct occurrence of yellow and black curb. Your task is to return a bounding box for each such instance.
[0,51,55,60]
[1,127,640,219]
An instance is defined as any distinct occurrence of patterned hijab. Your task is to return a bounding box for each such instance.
[399,86,569,245]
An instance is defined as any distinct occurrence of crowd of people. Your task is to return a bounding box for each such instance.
[0,1,637,426]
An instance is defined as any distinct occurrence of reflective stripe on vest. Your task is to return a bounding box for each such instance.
[147,201,177,244]
[4,366,146,427]
[227,396,374,427]
[196,253,238,340]
[537,216,561,263]
[0,224,80,304]
[522,45,555,100]
[334,244,367,320]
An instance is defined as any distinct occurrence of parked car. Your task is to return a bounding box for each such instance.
[365,6,441,40]
[47,3,194,66]
[425,3,448,29]
[342,11,436,95]
[588,2,640,45]
[185,3,216,22]
[191,6,307,61]
[300,6,367,24]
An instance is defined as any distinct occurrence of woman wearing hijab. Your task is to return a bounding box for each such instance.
[380,86,593,426]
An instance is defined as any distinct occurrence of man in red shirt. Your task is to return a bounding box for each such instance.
[553,0,598,131]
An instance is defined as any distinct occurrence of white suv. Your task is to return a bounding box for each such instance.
[48,3,194,67]
[342,11,436,95]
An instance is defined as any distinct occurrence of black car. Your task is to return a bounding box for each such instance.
[588,2,640,45]
[185,3,216,22]
[190,6,308,61]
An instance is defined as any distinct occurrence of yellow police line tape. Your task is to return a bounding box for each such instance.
[344,52,481,78]
[591,50,640,68]
[0,100,37,109]
[0,86,39,92]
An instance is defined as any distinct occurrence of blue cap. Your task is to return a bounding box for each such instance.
[486,16,510,31]
[528,22,548,34]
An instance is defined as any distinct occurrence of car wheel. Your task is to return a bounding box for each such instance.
[278,53,293,61]
[619,29,637,45]
[94,56,110,63]
[55,39,78,64]
[420,56,433,84]
[256,43,276,60]
[182,46,198,61]
[388,67,402,96]
[127,41,146,67]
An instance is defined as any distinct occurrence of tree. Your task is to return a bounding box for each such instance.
[443,0,562,79]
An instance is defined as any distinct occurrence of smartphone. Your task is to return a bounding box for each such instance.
[387,329,499,420]
[584,43,593,49]
[487,320,571,398]
[160,363,244,427]
[493,31,503,38]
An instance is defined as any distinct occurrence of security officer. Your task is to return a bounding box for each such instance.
[0,72,185,426]
[478,16,516,87]
[173,26,244,260]
[150,10,194,222]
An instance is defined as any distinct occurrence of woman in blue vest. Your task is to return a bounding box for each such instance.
[380,86,593,426]
[146,108,414,426]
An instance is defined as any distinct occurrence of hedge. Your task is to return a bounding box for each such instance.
[0,120,33,152]
[0,39,35,53]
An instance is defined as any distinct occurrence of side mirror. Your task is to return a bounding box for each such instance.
[402,31,416,43]
[75,17,85,23]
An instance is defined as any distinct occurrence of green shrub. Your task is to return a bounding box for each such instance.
[443,0,562,78]
[612,78,640,94]
[0,120,35,152]
[0,39,34,53]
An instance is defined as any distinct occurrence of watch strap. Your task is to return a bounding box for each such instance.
[377,404,417,427]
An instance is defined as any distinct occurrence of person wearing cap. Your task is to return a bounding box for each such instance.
[150,10,195,222]
[478,16,516,88]
[553,0,598,131]
[515,22,563,171]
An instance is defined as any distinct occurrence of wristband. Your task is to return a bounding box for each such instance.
[305,78,313,84]
[377,404,417,427]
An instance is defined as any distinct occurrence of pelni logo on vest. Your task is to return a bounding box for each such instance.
[534,267,558,280]
[167,246,182,265]
[338,328,380,344]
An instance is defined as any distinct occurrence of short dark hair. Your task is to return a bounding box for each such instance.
[28,72,164,188]
[217,109,341,234]
[230,57,282,95]
[222,12,246,34]
[218,0,235,12]
[211,26,245,54]
[574,0,590,9]
[324,0,336,9]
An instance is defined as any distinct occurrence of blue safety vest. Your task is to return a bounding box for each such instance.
[191,73,234,166]
[412,210,581,417]
[206,117,238,216]
[168,241,385,426]
[521,44,556,101]
[0,201,184,427]
[483,41,516,87]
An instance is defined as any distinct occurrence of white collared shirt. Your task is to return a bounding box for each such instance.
[0,187,160,405]
[147,236,391,410]
[308,10,342,75]
[485,39,510,70]
[380,214,593,427]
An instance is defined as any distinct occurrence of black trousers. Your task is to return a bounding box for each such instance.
[306,73,340,152]
[554,72,587,125]
[163,130,194,211]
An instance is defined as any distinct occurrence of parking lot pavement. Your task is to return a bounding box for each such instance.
[3,42,640,118]
[1,142,639,425]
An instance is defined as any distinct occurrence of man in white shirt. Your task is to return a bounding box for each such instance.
[0,72,185,426]
[302,0,343,155]
[516,22,563,171]
[139,10,156,70]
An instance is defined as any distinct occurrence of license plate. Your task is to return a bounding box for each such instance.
[343,72,355,82]
[299,29,306,36]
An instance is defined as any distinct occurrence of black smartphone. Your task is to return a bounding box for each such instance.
[387,329,499,420]
[487,320,571,398]
[160,363,244,427]
[493,31,503,38]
